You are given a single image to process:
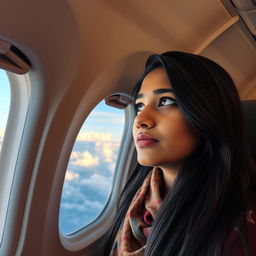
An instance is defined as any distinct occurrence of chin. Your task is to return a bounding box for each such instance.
[137,156,183,168]
[137,158,161,167]
[138,158,152,167]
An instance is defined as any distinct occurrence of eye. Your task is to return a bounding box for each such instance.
[158,97,177,107]
[134,102,144,113]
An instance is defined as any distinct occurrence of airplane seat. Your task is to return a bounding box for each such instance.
[242,100,256,161]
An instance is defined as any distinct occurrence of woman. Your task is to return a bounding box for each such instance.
[104,51,256,255]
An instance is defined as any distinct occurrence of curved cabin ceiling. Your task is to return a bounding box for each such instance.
[67,0,256,99]
[0,0,255,100]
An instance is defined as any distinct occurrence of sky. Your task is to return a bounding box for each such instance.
[0,70,10,142]
[0,69,125,235]
[59,101,125,234]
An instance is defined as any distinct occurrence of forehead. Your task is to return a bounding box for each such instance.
[139,67,172,93]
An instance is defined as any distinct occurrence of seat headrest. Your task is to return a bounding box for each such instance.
[242,100,256,160]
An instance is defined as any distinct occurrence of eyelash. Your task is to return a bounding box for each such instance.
[134,97,177,113]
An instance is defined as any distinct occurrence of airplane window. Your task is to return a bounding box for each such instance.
[0,70,10,154]
[0,70,29,243]
[59,100,125,235]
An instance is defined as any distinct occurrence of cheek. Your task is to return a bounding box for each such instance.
[163,117,198,155]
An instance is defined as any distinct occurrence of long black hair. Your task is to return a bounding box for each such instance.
[104,51,256,255]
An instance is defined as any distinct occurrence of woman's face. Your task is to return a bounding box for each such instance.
[132,67,199,169]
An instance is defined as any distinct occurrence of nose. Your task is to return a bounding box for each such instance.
[134,108,155,129]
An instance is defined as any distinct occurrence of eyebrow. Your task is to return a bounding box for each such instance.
[135,88,175,100]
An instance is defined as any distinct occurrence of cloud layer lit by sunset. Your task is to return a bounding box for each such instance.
[59,104,125,234]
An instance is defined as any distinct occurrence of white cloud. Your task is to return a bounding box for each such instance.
[90,111,124,118]
[85,111,125,125]
[62,182,86,201]
[102,143,113,162]
[90,117,124,124]
[68,132,121,170]
[61,200,102,212]
[71,151,99,167]
[90,111,122,118]
[65,170,80,181]
[0,130,5,138]
[68,140,120,173]
[76,132,112,142]
[81,173,113,196]
[95,141,120,163]
[61,182,104,212]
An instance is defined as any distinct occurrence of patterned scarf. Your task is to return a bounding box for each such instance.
[110,167,164,256]
[109,167,256,256]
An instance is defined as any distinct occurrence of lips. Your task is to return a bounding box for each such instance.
[136,133,159,147]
